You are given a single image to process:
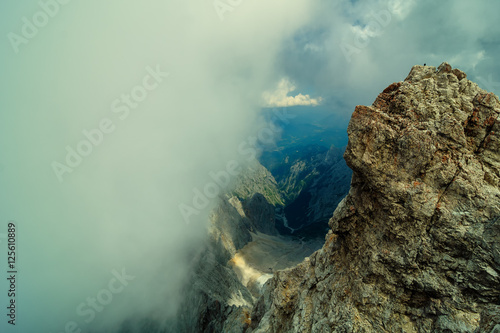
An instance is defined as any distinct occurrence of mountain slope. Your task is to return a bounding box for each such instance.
[173,161,321,333]
[261,145,352,236]
[282,145,351,231]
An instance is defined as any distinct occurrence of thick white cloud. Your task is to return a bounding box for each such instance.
[262,78,322,107]
[0,1,315,332]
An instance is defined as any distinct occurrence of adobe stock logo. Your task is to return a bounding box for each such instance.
[339,7,393,63]
[7,0,73,54]
[51,65,169,182]
[179,108,295,224]
[213,0,244,21]
[50,268,135,333]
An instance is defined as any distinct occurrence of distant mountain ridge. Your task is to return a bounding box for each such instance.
[260,144,352,236]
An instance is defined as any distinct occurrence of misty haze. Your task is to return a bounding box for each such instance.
[1,1,500,332]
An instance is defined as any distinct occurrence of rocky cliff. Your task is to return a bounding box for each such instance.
[249,63,500,332]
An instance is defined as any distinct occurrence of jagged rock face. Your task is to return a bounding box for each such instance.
[175,163,285,333]
[242,193,278,236]
[250,63,500,332]
[232,162,284,207]
[172,196,257,333]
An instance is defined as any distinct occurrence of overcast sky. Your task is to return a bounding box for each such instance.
[0,0,499,332]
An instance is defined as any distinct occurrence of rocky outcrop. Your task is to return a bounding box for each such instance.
[249,63,500,332]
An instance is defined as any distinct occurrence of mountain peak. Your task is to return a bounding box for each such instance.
[249,63,500,332]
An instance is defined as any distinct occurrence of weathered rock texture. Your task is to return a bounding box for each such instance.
[249,63,500,332]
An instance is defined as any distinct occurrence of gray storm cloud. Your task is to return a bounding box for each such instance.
[275,0,500,119]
